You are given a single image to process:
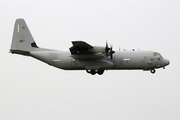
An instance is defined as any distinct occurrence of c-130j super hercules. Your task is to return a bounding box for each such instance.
[10,19,170,75]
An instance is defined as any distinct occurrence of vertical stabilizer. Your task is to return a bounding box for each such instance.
[10,19,38,55]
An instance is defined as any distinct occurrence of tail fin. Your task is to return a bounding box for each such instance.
[10,19,39,55]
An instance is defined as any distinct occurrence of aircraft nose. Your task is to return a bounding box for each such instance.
[162,59,170,66]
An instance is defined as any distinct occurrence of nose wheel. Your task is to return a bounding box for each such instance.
[150,69,156,74]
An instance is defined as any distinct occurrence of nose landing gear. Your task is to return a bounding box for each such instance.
[150,69,156,74]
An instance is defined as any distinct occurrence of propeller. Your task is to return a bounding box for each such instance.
[110,45,115,59]
[105,42,115,59]
[105,41,110,57]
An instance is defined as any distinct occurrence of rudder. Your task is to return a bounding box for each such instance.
[10,19,38,55]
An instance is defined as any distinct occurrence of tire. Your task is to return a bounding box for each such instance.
[97,70,104,75]
[150,69,156,74]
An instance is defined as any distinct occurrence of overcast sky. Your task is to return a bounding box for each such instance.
[1,0,180,120]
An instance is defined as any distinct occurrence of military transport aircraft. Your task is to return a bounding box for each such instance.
[10,19,170,75]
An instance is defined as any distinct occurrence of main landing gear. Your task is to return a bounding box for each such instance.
[150,69,156,74]
[86,69,104,75]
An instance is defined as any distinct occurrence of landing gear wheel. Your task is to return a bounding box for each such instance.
[86,69,91,73]
[97,70,104,75]
[150,69,156,74]
[86,69,105,75]
[90,70,96,75]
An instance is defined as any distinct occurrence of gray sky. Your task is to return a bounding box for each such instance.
[1,0,180,120]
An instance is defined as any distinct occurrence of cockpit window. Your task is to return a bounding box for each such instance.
[154,52,163,59]
[154,52,160,56]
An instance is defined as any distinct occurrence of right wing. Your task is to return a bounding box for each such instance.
[69,41,105,59]
[69,41,93,54]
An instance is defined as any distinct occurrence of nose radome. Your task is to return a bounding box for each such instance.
[164,59,170,66]
[167,60,170,65]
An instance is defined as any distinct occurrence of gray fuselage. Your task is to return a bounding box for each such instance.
[30,49,169,71]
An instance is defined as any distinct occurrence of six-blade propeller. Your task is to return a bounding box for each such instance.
[105,42,115,59]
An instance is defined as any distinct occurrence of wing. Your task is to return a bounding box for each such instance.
[69,41,93,54]
[69,41,105,59]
